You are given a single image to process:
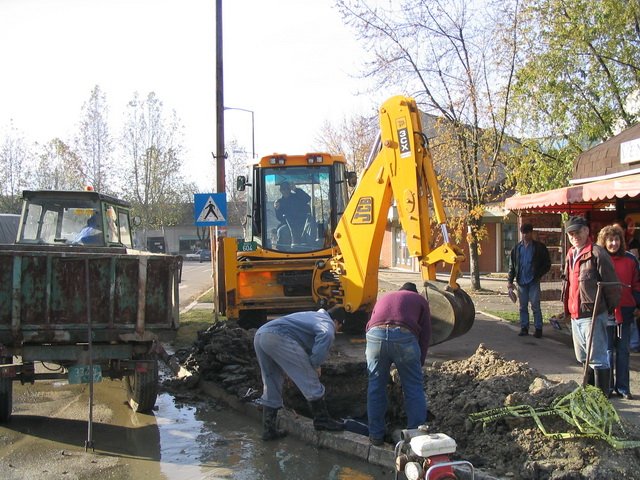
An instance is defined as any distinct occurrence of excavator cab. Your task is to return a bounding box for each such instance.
[241,155,350,254]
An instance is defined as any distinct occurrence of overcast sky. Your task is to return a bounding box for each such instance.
[0,0,386,190]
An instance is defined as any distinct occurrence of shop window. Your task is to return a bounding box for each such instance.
[503,223,516,272]
[393,229,412,268]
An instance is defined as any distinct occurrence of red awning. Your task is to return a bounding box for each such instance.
[580,173,640,202]
[504,185,584,212]
[504,173,640,212]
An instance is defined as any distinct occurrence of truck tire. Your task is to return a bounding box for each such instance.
[125,355,159,413]
[0,357,12,423]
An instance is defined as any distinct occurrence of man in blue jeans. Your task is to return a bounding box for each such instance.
[365,282,431,446]
[508,223,551,338]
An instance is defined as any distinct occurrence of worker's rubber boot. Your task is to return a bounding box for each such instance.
[594,368,612,398]
[262,406,287,441]
[582,363,595,386]
[309,398,344,431]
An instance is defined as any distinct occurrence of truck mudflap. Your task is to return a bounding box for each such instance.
[425,281,475,346]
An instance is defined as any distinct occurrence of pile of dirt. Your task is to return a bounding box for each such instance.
[170,322,640,479]
[170,322,262,400]
[419,344,640,479]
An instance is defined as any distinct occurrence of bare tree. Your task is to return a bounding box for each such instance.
[119,91,188,228]
[33,138,84,190]
[337,0,520,289]
[0,121,32,213]
[75,85,113,193]
[224,139,250,229]
[315,113,378,177]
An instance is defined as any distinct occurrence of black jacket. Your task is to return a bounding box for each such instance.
[508,240,551,285]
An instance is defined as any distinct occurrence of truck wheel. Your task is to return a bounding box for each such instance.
[0,357,12,423]
[125,355,159,413]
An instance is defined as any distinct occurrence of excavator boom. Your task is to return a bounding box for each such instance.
[313,95,475,344]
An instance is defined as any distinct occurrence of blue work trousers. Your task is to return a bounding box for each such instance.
[571,313,609,369]
[253,331,324,409]
[606,307,634,395]
[365,326,427,440]
[517,280,543,330]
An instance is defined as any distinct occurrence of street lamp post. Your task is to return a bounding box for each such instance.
[224,106,255,159]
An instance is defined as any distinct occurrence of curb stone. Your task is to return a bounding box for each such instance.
[199,380,499,479]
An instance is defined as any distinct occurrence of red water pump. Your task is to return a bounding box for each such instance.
[393,427,474,480]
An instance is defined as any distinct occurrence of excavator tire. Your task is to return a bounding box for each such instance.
[424,281,475,346]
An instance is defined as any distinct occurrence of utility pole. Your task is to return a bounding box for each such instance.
[214,0,226,315]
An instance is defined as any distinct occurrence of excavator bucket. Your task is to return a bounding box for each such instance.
[424,281,475,346]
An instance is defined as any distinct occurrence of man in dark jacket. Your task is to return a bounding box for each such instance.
[274,181,311,246]
[508,223,552,338]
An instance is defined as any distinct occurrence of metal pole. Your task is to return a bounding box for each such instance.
[84,258,95,452]
[215,0,226,314]
[582,283,602,387]
[582,281,622,387]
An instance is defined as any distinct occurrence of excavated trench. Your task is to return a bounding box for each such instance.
[171,321,640,480]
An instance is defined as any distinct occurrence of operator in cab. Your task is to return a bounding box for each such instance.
[274,181,310,246]
[73,212,103,245]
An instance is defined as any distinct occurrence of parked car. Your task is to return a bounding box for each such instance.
[199,248,212,263]
[184,250,202,261]
[184,249,212,262]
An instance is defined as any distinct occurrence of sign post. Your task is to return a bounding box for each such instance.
[194,194,227,316]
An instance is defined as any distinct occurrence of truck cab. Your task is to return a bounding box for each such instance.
[17,189,134,248]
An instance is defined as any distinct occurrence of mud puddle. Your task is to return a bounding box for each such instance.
[146,392,387,480]
[1,374,386,479]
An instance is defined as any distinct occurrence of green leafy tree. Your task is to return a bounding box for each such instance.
[509,0,640,192]
[119,92,189,228]
[337,0,520,289]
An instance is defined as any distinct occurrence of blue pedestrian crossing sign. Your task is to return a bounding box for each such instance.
[194,193,227,226]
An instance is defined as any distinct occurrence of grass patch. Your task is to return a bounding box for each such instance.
[484,310,556,325]
[197,289,214,303]
[484,310,519,323]
[174,308,221,349]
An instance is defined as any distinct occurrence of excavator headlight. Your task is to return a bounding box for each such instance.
[307,155,323,164]
[269,157,286,165]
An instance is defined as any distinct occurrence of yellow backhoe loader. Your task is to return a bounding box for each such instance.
[223,95,474,344]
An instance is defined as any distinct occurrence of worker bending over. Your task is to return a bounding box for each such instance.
[365,282,431,446]
[253,306,346,440]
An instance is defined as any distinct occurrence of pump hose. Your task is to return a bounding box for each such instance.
[469,385,640,449]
